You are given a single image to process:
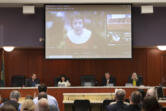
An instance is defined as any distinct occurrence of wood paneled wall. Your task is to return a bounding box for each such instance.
[0,48,164,86]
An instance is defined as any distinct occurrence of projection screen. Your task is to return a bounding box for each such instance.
[45,5,132,59]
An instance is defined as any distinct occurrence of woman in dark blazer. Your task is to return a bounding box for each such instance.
[128,72,141,86]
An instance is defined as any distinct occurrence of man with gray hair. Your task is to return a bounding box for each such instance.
[146,87,158,99]
[107,89,129,111]
[3,90,20,111]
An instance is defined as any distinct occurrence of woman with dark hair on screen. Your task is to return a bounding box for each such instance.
[58,75,71,87]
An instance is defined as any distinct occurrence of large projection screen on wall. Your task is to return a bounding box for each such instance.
[45,5,132,59]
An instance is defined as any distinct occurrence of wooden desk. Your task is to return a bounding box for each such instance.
[0,86,159,111]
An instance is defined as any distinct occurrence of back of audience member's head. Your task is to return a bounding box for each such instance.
[38,84,47,93]
[138,89,146,100]
[115,89,126,101]
[21,99,35,111]
[38,98,49,111]
[25,95,33,100]
[38,92,48,100]
[130,91,142,105]
[146,87,158,99]
[142,96,161,111]
[9,90,20,101]
[0,105,17,111]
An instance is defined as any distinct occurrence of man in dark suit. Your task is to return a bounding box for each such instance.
[128,91,142,111]
[106,89,129,111]
[25,73,40,87]
[101,72,116,86]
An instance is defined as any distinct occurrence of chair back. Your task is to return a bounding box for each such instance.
[102,99,115,111]
[11,75,25,87]
[80,75,96,86]
[73,100,91,111]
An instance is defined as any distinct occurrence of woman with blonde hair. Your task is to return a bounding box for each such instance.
[128,72,142,86]
[21,99,35,111]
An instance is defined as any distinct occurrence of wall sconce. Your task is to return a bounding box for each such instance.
[157,46,166,51]
[3,46,15,52]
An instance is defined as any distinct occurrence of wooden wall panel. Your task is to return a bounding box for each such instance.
[0,48,164,86]
[146,48,162,86]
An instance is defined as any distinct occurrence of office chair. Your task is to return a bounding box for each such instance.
[80,75,96,86]
[102,99,115,111]
[11,75,25,87]
[72,100,91,111]
[139,75,143,85]
[54,77,60,87]
[0,80,4,87]
[156,86,165,99]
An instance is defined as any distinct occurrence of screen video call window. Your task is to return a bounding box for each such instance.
[45,5,132,59]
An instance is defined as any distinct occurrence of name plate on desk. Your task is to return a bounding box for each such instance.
[63,93,115,104]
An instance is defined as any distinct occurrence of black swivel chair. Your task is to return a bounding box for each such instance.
[102,100,115,111]
[156,86,164,99]
[139,75,143,85]
[0,80,4,87]
[54,77,60,87]
[11,75,25,87]
[80,75,96,86]
[73,100,91,111]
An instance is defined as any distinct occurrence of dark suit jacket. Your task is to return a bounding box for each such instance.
[4,100,20,111]
[128,104,141,111]
[106,101,129,111]
[128,78,141,86]
[101,76,116,86]
[25,78,40,87]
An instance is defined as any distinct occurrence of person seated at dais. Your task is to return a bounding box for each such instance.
[128,72,142,86]
[58,75,71,87]
[25,74,40,87]
[101,72,116,86]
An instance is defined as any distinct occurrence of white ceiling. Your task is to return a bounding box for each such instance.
[0,0,166,7]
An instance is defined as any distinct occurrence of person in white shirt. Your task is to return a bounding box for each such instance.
[58,75,71,87]
[33,84,59,111]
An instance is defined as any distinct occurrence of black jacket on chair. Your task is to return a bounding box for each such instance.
[25,78,40,87]
[101,76,116,86]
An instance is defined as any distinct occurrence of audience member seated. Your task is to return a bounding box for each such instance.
[58,75,71,87]
[21,99,35,111]
[142,96,161,111]
[37,98,49,111]
[128,72,142,86]
[128,91,142,111]
[2,90,20,111]
[0,104,17,111]
[38,92,47,100]
[33,84,59,111]
[25,74,40,87]
[146,87,158,99]
[106,89,129,111]
[25,95,33,100]
[101,72,116,86]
